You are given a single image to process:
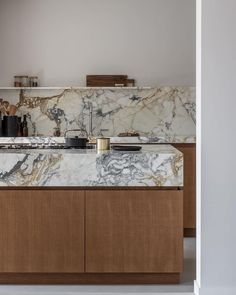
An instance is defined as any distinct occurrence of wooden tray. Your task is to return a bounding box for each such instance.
[86,75,128,87]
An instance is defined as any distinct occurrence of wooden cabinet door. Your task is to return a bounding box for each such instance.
[0,190,84,273]
[86,190,183,273]
[174,146,196,229]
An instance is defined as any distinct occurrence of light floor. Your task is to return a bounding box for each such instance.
[0,238,196,295]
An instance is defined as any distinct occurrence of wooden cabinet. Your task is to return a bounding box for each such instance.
[0,190,85,273]
[172,144,196,235]
[0,188,183,284]
[86,190,183,273]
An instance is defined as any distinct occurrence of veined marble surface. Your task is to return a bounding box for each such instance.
[0,145,183,187]
[0,87,195,142]
[0,135,196,145]
[0,136,65,145]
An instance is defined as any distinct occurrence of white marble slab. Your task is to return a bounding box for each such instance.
[0,87,195,141]
[0,145,183,187]
[0,135,196,145]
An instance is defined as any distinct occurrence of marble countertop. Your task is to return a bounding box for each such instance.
[0,136,196,145]
[0,144,183,187]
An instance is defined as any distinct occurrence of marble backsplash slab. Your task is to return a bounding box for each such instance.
[0,87,196,141]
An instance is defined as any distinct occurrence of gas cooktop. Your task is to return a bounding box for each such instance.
[0,144,95,150]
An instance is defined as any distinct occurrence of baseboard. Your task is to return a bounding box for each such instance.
[194,280,200,295]
[193,284,236,295]
[0,292,194,295]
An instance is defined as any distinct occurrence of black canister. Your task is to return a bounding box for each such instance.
[2,116,18,137]
[0,112,2,137]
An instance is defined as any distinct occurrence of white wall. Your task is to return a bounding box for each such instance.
[199,0,236,294]
[0,0,195,87]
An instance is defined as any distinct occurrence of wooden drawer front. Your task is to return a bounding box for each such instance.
[86,190,183,273]
[0,190,85,273]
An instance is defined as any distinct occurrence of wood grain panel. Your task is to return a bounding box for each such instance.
[172,146,196,229]
[86,190,183,273]
[0,190,84,273]
[86,75,128,87]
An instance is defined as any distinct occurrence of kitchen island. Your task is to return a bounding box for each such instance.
[0,144,183,187]
[0,144,184,284]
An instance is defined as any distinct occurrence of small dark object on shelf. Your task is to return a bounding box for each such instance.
[0,111,2,136]
[2,116,18,137]
[29,76,38,87]
[126,79,135,87]
[21,115,28,137]
[17,117,22,137]
[14,76,22,87]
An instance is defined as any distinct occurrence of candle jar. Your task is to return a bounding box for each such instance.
[21,76,29,87]
[14,76,22,87]
[29,76,38,87]
[126,79,135,87]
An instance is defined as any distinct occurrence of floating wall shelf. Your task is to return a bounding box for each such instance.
[0,87,151,90]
